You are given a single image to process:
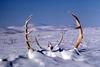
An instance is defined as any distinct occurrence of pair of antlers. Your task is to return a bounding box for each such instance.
[24,14,83,51]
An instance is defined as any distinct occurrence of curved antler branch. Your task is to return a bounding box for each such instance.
[72,14,83,48]
[54,31,64,48]
[24,15,34,50]
[35,36,46,50]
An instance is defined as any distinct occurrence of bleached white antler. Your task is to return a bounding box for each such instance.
[72,13,83,48]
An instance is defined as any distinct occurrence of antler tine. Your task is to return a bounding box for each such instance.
[24,15,33,50]
[71,13,83,48]
[25,15,32,23]
[54,31,64,48]
[48,41,53,50]
[35,36,54,51]
[35,36,46,50]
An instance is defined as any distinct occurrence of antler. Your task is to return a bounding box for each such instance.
[34,31,64,51]
[24,15,35,50]
[53,31,64,48]
[46,31,64,51]
[48,41,54,50]
[35,36,47,50]
[34,36,54,51]
[72,14,83,48]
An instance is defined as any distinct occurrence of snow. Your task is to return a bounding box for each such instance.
[0,26,100,67]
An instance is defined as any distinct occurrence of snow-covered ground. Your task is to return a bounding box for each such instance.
[0,26,100,67]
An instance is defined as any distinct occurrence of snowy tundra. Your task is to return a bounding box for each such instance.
[0,15,100,67]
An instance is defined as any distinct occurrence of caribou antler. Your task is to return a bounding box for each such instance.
[24,15,35,51]
[46,31,64,51]
[72,14,83,48]
[35,36,54,51]
[54,32,64,48]
[35,36,47,50]
[34,31,64,51]
[48,41,54,50]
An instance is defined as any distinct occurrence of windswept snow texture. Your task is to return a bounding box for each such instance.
[0,26,100,67]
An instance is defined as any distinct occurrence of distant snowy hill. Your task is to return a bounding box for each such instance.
[0,25,69,34]
[36,25,68,31]
[0,27,23,34]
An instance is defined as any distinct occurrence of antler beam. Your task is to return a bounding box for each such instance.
[72,14,83,48]
[24,15,34,50]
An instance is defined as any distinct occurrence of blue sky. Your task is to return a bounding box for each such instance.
[0,0,100,27]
